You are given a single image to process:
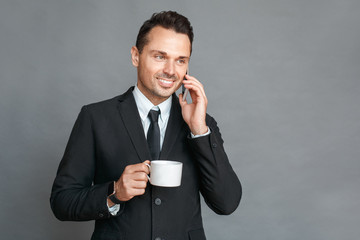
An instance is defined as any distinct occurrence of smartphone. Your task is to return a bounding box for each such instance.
[182,70,189,101]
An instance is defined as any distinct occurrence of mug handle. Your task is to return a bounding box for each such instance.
[144,162,151,181]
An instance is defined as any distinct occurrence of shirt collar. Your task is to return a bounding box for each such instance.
[132,85,172,123]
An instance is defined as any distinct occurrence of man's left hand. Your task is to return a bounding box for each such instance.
[179,74,208,135]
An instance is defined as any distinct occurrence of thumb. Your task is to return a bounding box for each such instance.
[179,93,187,106]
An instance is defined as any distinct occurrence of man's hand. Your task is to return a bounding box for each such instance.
[109,160,150,205]
[179,74,208,135]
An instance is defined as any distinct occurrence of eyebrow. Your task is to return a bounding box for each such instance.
[150,50,190,60]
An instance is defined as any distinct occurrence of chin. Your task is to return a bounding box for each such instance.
[158,90,174,98]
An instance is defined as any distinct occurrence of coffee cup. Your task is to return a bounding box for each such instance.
[145,160,183,187]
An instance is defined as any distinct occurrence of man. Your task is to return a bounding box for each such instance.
[51,11,241,240]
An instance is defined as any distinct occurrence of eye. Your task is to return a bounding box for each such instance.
[155,55,165,60]
[177,59,186,65]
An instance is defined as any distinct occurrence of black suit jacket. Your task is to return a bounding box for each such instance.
[50,87,241,240]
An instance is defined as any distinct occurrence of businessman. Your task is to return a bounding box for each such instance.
[51,11,241,240]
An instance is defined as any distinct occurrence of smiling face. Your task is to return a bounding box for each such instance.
[131,26,191,105]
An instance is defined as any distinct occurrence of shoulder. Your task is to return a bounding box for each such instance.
[82,87,134,113]
[84,96,119,111]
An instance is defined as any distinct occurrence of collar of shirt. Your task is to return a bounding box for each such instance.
[132,85,172,124]
[132,85,172,151]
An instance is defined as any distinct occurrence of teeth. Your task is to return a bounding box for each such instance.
[159,79,172,84]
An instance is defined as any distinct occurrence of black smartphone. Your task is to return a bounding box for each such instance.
[182,70,189,101]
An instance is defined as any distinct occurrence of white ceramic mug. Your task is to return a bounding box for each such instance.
[145,160,183,187]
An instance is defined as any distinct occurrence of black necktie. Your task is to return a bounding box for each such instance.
[147,109,160,160]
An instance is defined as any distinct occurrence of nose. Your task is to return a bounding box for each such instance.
[163,60,175,76]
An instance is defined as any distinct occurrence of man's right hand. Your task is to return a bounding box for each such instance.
[109,160,150,204]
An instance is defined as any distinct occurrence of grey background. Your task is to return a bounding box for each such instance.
[1,0,359,239]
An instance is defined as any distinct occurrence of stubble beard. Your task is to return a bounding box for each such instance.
[139,72,181,104]
[138,77,179,105]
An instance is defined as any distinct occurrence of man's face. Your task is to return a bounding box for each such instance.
[131,26,191,105]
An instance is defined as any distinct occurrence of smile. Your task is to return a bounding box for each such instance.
[157,77,176,88]
[159,79,173,84]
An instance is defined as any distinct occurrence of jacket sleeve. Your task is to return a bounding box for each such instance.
[187,115,242,215]
[50,106,118,221]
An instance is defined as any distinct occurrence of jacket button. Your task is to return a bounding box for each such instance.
[155,198,162,206]
[99,213,104,218]
[155,237,161,240]
[212,143,217,148]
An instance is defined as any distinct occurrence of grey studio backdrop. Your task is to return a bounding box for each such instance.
[0,0,359,239]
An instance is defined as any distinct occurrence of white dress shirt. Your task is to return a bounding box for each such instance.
[132,85,172,150]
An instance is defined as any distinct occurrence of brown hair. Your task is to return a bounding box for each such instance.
[135,11,194,54]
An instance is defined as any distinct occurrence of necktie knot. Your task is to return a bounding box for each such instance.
[148,109,160,123]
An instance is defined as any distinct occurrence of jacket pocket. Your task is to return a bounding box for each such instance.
[188,228,206,240]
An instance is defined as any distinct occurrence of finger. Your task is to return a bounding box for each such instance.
[118,177,147,195]
[132,179,148,189]
[182,77,206,99]
[178,93,188,106]
[120,186,146,199]
[183,74,206,97]
[132,172,149,181]
[182,81,207,103]
[143,160,151,174]
[125,162,150,174]
[131,188,146,196]
[115,176,147,201]
[184,74,204,89]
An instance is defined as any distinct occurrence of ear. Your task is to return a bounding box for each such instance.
[131,46,139,67]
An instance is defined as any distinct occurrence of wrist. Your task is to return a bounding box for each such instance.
[191,127,211,138]
[107,181,123,205]
[190,125,208,136]
[107,198,116,207]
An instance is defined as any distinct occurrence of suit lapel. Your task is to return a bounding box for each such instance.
[117,89,186,162]
[117,87,151,163]
[160,94,186,160]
